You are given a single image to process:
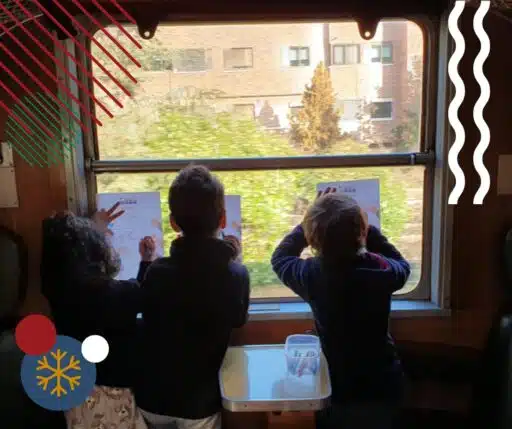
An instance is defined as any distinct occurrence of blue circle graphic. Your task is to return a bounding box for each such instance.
[20,335,96,411]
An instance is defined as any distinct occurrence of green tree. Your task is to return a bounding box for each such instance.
[289,62,340,153]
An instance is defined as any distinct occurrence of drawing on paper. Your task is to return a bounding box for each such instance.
[97,192,164,280]
[220,195,242,241]
[317,179,381,228]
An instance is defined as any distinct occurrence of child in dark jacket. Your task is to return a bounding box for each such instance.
[135,165,250,429]
[271,188,410,429]
[40,208,157,429]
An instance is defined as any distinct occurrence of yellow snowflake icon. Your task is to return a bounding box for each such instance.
[21,335,97,411]
[36,348,81,397]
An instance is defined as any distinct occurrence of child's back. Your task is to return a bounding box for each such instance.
[271,190,410,428]
[135,166,249,428]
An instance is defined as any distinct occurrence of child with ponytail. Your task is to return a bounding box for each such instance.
[271,187,410,429]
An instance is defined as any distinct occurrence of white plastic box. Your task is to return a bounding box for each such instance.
[284,334,321,397]
[285,334,321,377]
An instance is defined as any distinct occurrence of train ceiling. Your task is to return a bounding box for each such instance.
[0,0,510,41]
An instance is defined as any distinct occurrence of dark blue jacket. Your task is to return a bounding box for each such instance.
[271,225,410,404]
[134,236,250,419]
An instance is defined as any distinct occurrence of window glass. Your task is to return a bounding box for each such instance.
[93,21,423,159]
[97,166,424,298]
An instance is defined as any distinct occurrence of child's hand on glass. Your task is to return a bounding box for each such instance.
[139,236,157,262]
[92,202,125,234]
[316,186,337,200]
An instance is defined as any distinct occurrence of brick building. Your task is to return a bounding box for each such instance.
[128,20,423,146]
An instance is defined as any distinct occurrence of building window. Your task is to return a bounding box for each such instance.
[233,104,255,120]
[332,44,360,65]
[370,101,393,120]
[89,21,444,305]
[289,47,310,67]
[224,48,253,69]
[171,48,212,72]
[147,56,173,71]
[370,42,393,64]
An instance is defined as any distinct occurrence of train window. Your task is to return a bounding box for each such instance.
[89,20,431,301]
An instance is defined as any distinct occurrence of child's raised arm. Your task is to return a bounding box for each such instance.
[271,225,316,302]
[366,225,411,292]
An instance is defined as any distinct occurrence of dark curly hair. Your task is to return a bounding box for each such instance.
[41,213,121,299]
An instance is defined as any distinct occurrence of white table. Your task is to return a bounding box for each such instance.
[219,344,331,412]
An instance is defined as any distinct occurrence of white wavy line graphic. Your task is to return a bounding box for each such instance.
[447,1,466,205]
[472,1,491,205]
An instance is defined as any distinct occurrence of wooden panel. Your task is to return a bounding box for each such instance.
[0,20,68,317]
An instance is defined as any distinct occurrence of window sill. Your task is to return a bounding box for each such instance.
[370,117,393,122]
[248,300,450,321]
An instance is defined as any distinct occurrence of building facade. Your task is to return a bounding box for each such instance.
[129,20,423,146]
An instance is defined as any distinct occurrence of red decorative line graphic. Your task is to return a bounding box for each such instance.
[0,8,113,119]
[0,15,102,127]
[70,0,141,68]
[0,71,52,137]
[10,0,123,109]
[91,0,142,48]
[0,0,143,166]
[0,100,32,135]
[46,0,138,84]
[28,0,138,95]
[0,40,90,132]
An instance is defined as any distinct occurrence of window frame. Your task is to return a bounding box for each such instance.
[370,42,394,64]
[369,99,393,121]
[332,44,361,65]
[223,47,254,70]
[170,48,212,73]
[65,16,452,311]
[288,46,310,67]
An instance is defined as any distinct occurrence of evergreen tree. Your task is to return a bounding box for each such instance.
[289,62,340,152]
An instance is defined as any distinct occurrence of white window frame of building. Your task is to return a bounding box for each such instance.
[171,48,213,73]
[224,47,254,70]
[370,42,393,64]
[65,17,454,318]
[288,46,310,67]
[332,44,361,65]
[370,99,393,121]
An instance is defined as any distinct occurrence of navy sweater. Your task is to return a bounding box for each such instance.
[271,225,410,404]
[134,236,250,419]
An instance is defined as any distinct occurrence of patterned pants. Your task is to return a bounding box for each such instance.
[65,386,148,429]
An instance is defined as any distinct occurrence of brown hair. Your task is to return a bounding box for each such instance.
[303,193,366,268]
[168,165,225,237]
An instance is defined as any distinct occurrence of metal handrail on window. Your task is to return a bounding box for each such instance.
[89,151,434,174]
